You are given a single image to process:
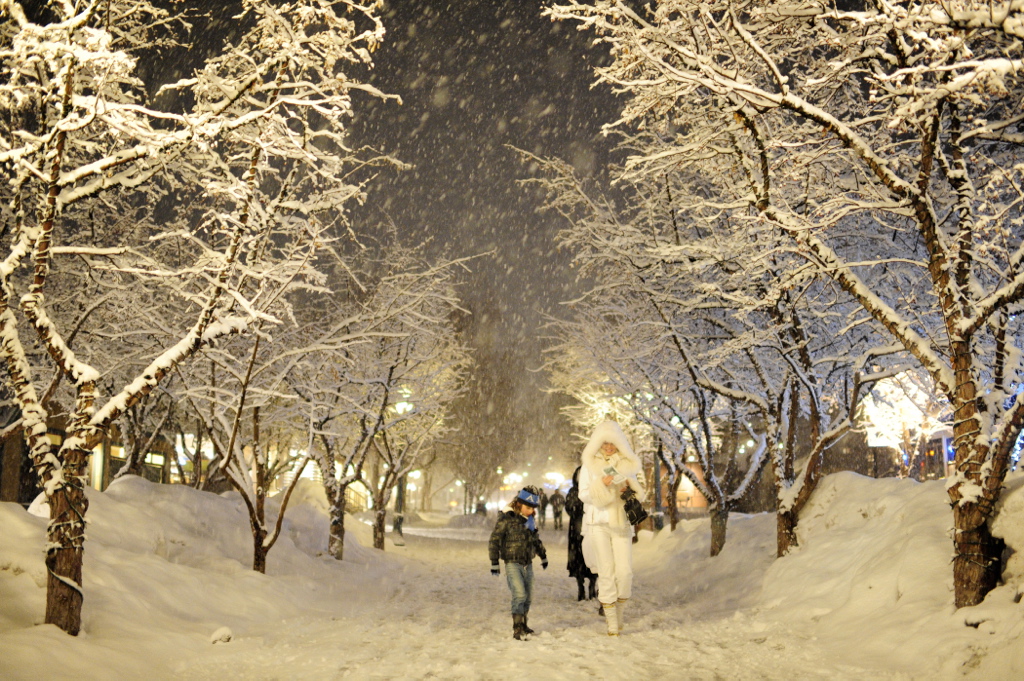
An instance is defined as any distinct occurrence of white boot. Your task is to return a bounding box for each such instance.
[603,602,619,636]
[616,598,627,632]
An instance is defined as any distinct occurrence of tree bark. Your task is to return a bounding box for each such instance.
[946,334,1005,606]
[372,506,387,550]
[393,475,406,547]
[652,443,664,531]
[709,505,729,557]
[252,526,268,574]
[668,475,681,531]
[952,505,1004,608]
[44,444,89,635]
[777,508,798,558]
[328,488,348,560]
[420,471,431,512]
[45,489,86,635]
[121,440,145,478]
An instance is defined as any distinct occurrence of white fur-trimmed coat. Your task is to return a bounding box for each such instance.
[578,421,646,529]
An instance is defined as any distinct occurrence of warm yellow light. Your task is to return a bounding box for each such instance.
[544,471,565,486]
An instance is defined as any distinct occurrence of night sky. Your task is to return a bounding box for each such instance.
[348,1,622,463]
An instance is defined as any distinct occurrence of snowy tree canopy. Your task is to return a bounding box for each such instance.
[546,0,1024,606]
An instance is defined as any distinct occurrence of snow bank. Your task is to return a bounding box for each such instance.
[0,477,393,680]
[1,472,1023,679]
[629,471,1024,678]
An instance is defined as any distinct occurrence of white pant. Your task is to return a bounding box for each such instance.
[584,523,634,604]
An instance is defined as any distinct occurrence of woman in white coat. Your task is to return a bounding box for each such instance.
[578,420,645,636]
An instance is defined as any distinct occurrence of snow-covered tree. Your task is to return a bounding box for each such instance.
[543,267,769,555]
[354,275,472,550]
[176,330,316,573]
[530,149,861,555]
[549,0,1024,608]
[0,0,390,633]
[293,343,380,560]
[289,242,473,558]
[110,387,176,481]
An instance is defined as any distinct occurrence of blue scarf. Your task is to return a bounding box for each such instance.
[526,514,536,531]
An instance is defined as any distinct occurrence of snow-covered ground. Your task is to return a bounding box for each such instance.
[2,472,1023,680]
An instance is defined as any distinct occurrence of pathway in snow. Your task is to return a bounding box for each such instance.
[174,520,908,681]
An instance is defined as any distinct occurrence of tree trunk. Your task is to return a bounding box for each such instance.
[777,508,798,557]
[952,505,1004,608]
[114,437,144,480]
[420,471,431,512]
[946,335,1005,607]
[45,481,87,635]
[709,505,729,557]
[44,443,90,635]
[668,475,681,531]
[373,506,387,550]
[329,487,348,560]
[252,527,268,574]
[652,444,664,531]
[392,476,406,547]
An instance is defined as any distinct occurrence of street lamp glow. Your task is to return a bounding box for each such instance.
[544,471,565,486]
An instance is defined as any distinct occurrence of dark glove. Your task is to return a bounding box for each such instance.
[620,487,636,501]
[491,563,500,576]
[541,559,548,570]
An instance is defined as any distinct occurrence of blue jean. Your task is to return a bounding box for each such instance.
[505,561,534,615]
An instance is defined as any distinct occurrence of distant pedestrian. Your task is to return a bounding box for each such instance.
[489,486,549,640]
[579,420,645,636]
[537,489,549,529]
[565,466,597,602]
[549,488,565,530]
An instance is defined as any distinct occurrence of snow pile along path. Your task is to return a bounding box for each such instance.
[2,473,1023,679]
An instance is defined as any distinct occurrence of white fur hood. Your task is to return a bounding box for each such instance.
[581,421,641,481]
[578,421,645,528]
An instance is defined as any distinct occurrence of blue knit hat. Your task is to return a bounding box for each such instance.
[516,488,540,507]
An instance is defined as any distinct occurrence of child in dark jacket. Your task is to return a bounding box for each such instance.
[489,487,548,640]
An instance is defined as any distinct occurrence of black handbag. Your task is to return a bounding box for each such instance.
[621,488,648,526]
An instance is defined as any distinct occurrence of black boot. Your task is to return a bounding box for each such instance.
[577,577,586,601]
[513,613,527,640]
[523,612,535,635]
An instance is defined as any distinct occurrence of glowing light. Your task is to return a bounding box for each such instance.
[544,471,565,486]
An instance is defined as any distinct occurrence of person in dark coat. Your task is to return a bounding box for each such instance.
[549,488,565,530]
[537,489,549,529]
[489,487,548,640]
[565,466,597,602]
